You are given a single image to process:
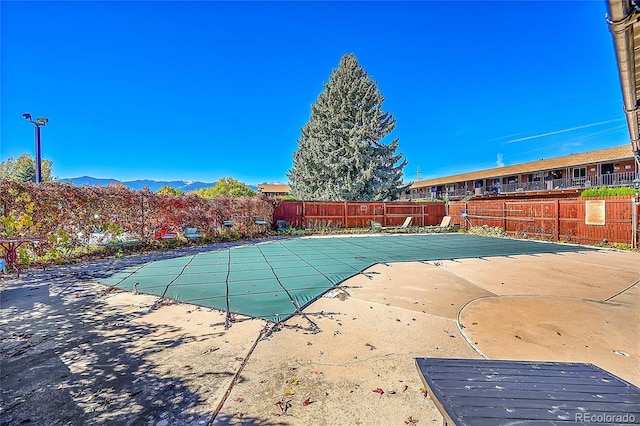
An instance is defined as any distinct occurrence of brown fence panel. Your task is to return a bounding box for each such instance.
[459,200,508,229]
[558,196,634,245]
[450,196,637,246]
[447,202,467,227]
[273,200,446,229]
[384,203,421,226]
[345,202,385,228]
[423,202,447,226]
[505,200,557,240]
[301,202,345,228]
[273,201,303,228]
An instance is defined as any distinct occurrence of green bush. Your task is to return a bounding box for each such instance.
[580,186,636,197]
[413,198,445,203]
[467,225,508,237]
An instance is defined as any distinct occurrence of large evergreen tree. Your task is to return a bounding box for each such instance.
[288,53,407,201]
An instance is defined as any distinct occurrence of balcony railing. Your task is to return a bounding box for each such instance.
[401,171,639,200]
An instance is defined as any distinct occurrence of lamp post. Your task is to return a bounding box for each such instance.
[22,113,48,183]
[634,177,640,201]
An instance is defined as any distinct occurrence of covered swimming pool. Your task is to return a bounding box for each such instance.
[100,234,594,322]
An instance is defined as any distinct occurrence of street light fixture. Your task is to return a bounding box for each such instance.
[633,177,640,200]
[22,112,48,183]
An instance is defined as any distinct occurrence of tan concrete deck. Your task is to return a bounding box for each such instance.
[1,246,637,425]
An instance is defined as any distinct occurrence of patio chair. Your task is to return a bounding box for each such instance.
[371,217,413,231]
[424,216,453,232]
[254,216,268,226]
[437,216,452,228]
[155,228,178,240]
[397,216,413,229]
[184,227,202,239]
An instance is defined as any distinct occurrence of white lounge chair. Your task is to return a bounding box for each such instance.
[425,216,453,232]
[371,216,413,231]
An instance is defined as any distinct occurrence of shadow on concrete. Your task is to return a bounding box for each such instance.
[1,273,220,425]
[211,414,293,425]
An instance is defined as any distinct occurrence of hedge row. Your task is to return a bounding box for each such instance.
[0,180,275,262]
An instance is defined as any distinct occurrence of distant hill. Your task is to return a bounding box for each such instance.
[62,176,258,192]
[62,176,218,192]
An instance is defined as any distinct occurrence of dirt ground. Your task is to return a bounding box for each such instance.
[1,242,638,425]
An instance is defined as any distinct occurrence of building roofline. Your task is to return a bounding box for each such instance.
[410,145,633,188]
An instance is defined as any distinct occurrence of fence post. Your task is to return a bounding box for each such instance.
[632,197,638,249]
[503,201,506,231]
[555,199,560,241]
[383,203,387,226]
[344,201,347,229]
[302,201,306,230]
[421,203,425,226]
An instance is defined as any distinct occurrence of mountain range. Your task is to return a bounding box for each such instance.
[62,176,223,192]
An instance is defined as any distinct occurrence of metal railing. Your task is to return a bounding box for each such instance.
[401,171,639,199]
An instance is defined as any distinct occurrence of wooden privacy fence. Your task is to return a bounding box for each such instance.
[449,196,640,246]
[273,201,446,229]
[275,197,640,247]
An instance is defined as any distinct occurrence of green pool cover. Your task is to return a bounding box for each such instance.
[100,234,594,322]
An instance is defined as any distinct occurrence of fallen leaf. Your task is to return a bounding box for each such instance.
[420,386,428,398]
[365,343,376,350]
[402,385,409,392]
[405,415,419,425]
[303,397,311,406]
[284,390,295,396]
[275,399,291,413]
[373,388,384,395]
[234,397,244,403]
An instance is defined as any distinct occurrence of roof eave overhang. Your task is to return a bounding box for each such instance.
[607,0,640,164]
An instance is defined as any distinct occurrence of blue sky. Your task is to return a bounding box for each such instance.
[0,1,630,185]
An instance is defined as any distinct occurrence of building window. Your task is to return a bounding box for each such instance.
[573,168,586,178]
[601,163,614,174]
